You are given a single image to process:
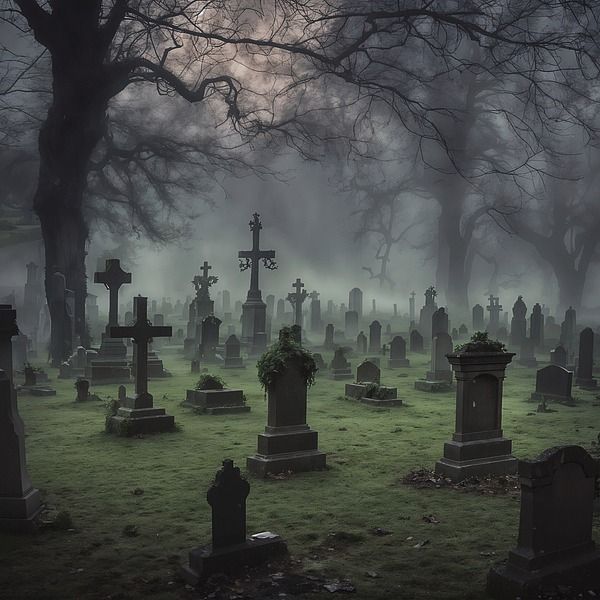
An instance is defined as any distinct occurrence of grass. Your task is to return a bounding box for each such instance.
[1,344,599,600]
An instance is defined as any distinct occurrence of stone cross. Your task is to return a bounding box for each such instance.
[487,295,502,333]
[94,259,131,330]
[201,261,211,279]
[287,278,308,327]
[110,296,172,403]
[238,213,277,301]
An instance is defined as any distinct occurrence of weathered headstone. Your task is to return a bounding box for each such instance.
[345,360,400,406]
[550,344,567,367]
[435,349,517,482]
[419,286,437,338]
[368,320,382,353]
[356,331,367,354]
[199,315,222,363]
[530,365,574,405]
[486,295,502,336]
[575,327,596,389]
[472,304,484,331]
[330,347,352,380]
[224,335,244,369]
[286,278,307,329]
[510,296,527,348]
[348,288,363,318]
[388,335,409,368]
[323,323,334,350]
[487,446,600,599]
[181,459,287,584]
[432,307,449,339]
[75,378,90,402]
[356,360,380,384]
[529,303,544,348]
[345,310,359,340]
[107,296,175,435]
[414,333,453,392]
[409,329,424,353]
[0,305,42,531]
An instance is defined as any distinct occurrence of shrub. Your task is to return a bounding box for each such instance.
[195,374,226,390]
[454,331,506,353]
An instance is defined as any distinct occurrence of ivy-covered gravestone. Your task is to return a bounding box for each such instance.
[247,328,326,477]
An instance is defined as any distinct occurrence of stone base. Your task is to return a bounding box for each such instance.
[487,550,600,600]
[17,386,56,397]
[388,358,410,368]
[107,407,175,436]
[414,380,452,392]
[529,391,575,406]
[88,361,131,384]
[435,438,517,482]
[182,389,249,414]
[0,488,43,533]
[247,449,327,477]
[344,383,367,400]
[576,377,597,390]
[361,396,403,407]
[181,534,288,585]
[224,359,246,369]
[330,369,352,380]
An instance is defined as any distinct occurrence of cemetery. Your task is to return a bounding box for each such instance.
[2,3,600,599]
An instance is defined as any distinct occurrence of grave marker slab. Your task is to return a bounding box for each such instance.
[388,335,409,368]
[530,365,574,405]
[575,327,596,389]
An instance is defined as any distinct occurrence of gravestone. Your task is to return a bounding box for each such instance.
[419,286,437,338]
[239,213,277,348]
[560,306,577,353]
[356,331,367,354]
[184,381,249,415]
[107,296,175,435]
[312,353,326,372]
[191,359,200,373]
[345,360,400,406]
[222,289,231,313]
[575,327,596,389]
[286,278,307,329]
[388,335,409,368]
[432,307,449,338]
[329,347,352,380]
[348,287,363,318]
[48,270,74,366]
[435,349,517,482]
[199,315,222,363]
[309,291,322,333]
[276,298,285,321]
[530,365,574,405]
[323,323,334,350]
[224,335,244,369]
[345,310,359,340]
[356,360,380,384]
[368,320,382,353]
[458,324,468,339]
[517,338,537,368]
[75,378,90,402]
[410,329,424,353]
[472,304,484,331]
[89,259,131,383]
[181,459,287,584]
[409,291,416,322]
[486,295,502,336]
[487,446,600,599]
[414,333,453,392]
[550,344,567,368]
[0,305,42,531]
[530,303,544,348]
[247,334,326,476]
[184,261,218,358]
[510,296,527,348]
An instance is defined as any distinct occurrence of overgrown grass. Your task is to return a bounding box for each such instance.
[1,345,599,600]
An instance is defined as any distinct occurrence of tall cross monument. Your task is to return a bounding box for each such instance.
[287,278,308,328]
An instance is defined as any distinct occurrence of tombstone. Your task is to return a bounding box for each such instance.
[181,459,287,584]
[309,291,322,333]
[348,288,363,318]
[11,334,28,372]
[530,365,574,405]
[419,286,438,338]
[388,336,409,368]
[486,296,502,336]
[107,296,175,435]
[435,348,517,482]
[222,289,231,313]
[329,347,352,380]
[550,344,567,368]
[575,327,596,389]
[22,262,44,336]
[356,331,367,354]
[312,353,326,372]
[239,213,277,347]
[345,310,359,340]
[487,446,600,599]
[561,306,577,353]
[356,360,380,384]
[224,335,245,369]
[191,359,200,374]
[75,378,90,402]
[89,259,132,383]
[199,315,222,363]
[286,278,307,329]
[247,333,326,476]
[184,378,249,415]
[529,303,544,348]
[323,323,334,350]
[432,307,449,338]
[458,324,468,339]
[517,338,537,368]
[409,291,416,322]
[510,296,527,348]
[414,333,453,392]
[0,305,42,531]
[409,329,424,353]
[472,304,484,331]
[368,320,382,353]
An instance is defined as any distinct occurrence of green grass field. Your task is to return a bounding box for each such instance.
[1,347,599,600]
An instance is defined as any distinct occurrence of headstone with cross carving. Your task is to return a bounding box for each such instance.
[181,459,287,584]
[0,304,42,531]
[106,296,174,436]
[184,261,218,358]
[238,213,277,350]
[419,286,438,339]
[88,259,132,383]
[286,278,308,329]
[486,295,502,336]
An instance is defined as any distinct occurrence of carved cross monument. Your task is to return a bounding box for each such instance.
[94,259,131,332]
[238,213,277,345]
[287,278,308,328]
